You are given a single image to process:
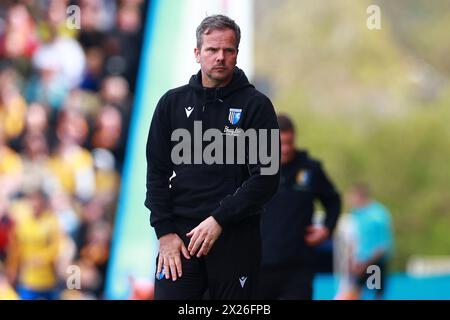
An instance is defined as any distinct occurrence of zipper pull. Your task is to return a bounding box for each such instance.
[202,105,205,112]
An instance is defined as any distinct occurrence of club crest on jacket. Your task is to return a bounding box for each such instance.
[228,108,242,125]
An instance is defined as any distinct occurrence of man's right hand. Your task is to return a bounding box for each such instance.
[157,233,190,281]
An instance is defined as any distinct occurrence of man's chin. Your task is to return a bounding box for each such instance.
[208,72,232,82]
[211,73,226,79]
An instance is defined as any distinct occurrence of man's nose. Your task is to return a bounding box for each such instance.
[216,50,225,62]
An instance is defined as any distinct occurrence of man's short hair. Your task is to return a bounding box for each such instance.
[277,114,295,133]
[196,14,241,49]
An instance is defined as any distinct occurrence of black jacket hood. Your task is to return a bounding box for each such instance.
[188,67,254,100]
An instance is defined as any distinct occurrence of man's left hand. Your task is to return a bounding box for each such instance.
[304,225,330,247]
[187,216,223,258]
[350,260,368,276]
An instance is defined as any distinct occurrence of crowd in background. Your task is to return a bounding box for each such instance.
[0,0,145,299]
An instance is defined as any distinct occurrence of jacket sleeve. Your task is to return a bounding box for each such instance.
[211,94,281,227]
[145,94,176,239]
[314,162,342,233]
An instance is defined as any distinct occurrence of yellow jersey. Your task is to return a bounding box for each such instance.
[13,210,62,291]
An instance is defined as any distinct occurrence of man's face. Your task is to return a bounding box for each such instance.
[346,189,366,209]
[29,192,46,216]
[194,28,238,87]
[280,130,295,164]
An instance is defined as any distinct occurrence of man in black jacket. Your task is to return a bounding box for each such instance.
[260,114,341,299]
[145,15,280,299]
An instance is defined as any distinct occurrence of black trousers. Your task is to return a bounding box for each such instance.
[154,215,261,300]
[258,263,314,300]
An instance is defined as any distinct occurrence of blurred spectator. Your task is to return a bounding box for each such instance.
[79,220,111,297]
[102,0,144,91]
[92,148,121,203]
[19,132,52,195]
[0,126,23,198]
[100,75,130,109]
[79,0,115,33]
[77,197,108,248]
[6,188,62,300]
[48,110,95,202]
[37,0,77,41]
[10,102,57,150]
[62,88,102,122]
[26,33,86,108]
[34,31,86,89]
[77,0,109,68]
[56,108,90,146]
[49,191,81,243]
[0,3,39,60]
[24,102,50,135]
[90,106,124,169]
[81,220,111,265]
[0,66,27,142]
[25,52,70,111]
[0,196,14,263]
[342,183,394,300]
[99,76,131,163]
[80,46,105,91]
[26,0,86,110]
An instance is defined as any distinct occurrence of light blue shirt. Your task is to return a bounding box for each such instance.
[350,201,394,263]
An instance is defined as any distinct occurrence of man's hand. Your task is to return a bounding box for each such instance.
[351,249,385,276]
[157,233,190,281]
[350,260,368,276]
[186,216,222,258]
[304,225,330,247]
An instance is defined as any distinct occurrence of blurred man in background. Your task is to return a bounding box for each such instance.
[345,183,394,300]
[6,188,62,300]
[260,114,341,300]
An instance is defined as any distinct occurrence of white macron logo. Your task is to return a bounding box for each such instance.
[185,106,194,118]
[239,276,247,288]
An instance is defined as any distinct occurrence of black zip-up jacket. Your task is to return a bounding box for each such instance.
[261,150,341,267]
[145,67,280,239]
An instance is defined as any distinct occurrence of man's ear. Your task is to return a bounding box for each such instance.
[194,47,200,63]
